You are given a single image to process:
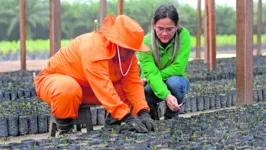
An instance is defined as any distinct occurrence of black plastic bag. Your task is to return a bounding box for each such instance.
[97,107,106,125]
[38,114,48,133]
[19,116,29,135]
[28,115,38,134]
[0,117,8,137]
[7,116,19,136]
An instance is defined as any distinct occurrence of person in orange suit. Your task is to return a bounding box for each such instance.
[34,15,156,134]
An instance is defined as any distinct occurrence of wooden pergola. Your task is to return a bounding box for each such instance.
[19,0,262,106]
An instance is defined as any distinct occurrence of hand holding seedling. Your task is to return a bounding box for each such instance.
[165,94,180,112]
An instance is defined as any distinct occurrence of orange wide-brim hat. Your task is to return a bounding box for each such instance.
[102,15,150,52]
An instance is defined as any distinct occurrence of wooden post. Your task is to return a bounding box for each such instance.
[20,0,26,70]
[204,2,208,64]
[196,0,201,59]
[118,0,123,15]
[100,0,107,29]
[236,0,253,105]
[205,0,216,70]
[49,0,61,57]
[257,0,262,55]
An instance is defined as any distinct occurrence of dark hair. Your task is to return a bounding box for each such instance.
[151,4,180,69]
[153,4,179,25]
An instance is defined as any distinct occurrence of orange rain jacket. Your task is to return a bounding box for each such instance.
[34,15,150,120]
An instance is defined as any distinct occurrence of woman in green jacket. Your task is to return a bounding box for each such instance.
[138,4,191,120]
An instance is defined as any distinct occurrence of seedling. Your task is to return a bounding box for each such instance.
[180,131,184,138]
[111,128,116,134]
[151,146,157,150]
[103,139,107,144]
[193,132,197,141]
[214,132,218,137]
[219,122,224,129]
[171,138,175,145]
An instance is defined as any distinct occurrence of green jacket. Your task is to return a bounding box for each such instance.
[138,28,191,100]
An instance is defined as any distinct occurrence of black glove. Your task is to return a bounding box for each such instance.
[105,113,121,126]
[121,113,148,133]
[138,109,157,132]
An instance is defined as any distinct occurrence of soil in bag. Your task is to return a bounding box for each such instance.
[0,117,8,137]
[19,116,29,135]
[28,114,38,134]
[7,115,19,136]
[38,114,48,133]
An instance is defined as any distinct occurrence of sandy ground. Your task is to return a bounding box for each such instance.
[1,50,266,73]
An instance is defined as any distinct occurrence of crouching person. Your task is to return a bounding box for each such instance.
[34,15,156,134]
[138,4,191,120]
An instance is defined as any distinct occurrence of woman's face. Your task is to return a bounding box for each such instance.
[153,17,178,44]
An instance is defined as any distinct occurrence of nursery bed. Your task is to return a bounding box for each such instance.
[0,103,265,149]
[0,56,266,149]
[0,105,237,145]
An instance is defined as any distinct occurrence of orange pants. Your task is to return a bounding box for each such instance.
[35,73,130,119]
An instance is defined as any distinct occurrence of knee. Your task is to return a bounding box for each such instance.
[51,77,82,103]
[51,78,82,119]
[166,76,189,93]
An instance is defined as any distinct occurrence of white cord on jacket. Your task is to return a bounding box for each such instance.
[117,45,133,76]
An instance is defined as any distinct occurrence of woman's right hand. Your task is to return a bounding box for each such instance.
[165,94,180,112]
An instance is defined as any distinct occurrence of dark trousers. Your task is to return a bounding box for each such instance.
[144,76,190,119]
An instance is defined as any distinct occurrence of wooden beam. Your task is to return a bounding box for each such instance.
[49,0,61,57]
[196,0,201,59]
[205,0,216,70]
[100,0,107,29]
[118,0,123,15]
[204,1,208,64]
[236,0,253,105]
[257,0,262,55]
[20,0,26,70]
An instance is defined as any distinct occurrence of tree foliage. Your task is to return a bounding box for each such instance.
[0,0,265,41]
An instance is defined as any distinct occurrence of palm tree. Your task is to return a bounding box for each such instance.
[124,0,180,34]
[61,0,99,39]
[2,0,49,39]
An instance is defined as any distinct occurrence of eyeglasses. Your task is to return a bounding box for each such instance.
[154,26,177,34]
